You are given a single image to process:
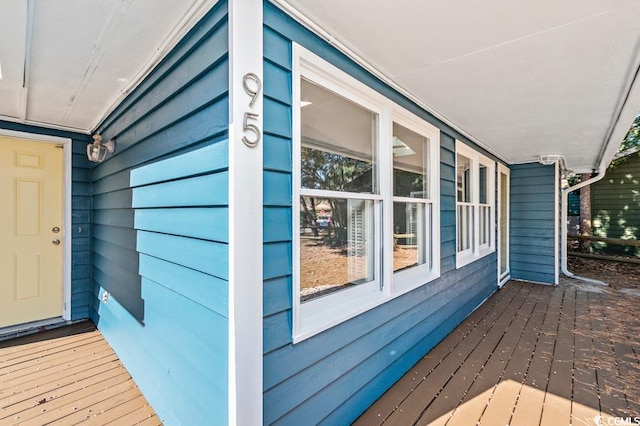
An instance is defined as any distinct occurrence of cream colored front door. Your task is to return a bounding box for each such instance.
[0,136,63,328]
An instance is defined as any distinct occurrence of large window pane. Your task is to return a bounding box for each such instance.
[393,123,428,198]
[299,196,375,302]
[457,154,472,202]
[393,202,429,272]
[300,79,377,194]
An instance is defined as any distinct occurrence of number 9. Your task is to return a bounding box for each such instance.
[243,73,262,107]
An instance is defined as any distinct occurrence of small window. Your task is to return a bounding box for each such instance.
[392,122,432,274]
[456,142,495,268]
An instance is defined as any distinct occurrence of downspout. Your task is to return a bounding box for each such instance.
[560,169,607,285]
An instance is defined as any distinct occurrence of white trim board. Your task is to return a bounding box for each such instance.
[227,0,263,424]
[497,163,510,287]
[0,128,73,324]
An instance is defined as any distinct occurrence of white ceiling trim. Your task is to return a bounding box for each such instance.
[0,114,86,134]
[19,0,35,122]
[269,0,509,164]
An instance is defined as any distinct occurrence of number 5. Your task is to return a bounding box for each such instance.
[242,112,260,147]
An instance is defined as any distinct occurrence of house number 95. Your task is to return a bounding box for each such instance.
[242,73,262,148]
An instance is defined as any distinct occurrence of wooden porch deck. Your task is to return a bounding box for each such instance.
[0,321,161,425]
[356,280,640,426]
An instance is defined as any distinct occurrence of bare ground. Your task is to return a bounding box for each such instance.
[568,255,640,289]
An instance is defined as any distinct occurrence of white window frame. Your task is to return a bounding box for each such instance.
[292,45,440,342]
[455,141,495,269]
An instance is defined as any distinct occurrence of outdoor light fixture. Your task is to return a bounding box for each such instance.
[538,153,564,166]
[86,134,116,163]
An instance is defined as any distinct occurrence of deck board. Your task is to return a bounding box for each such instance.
[415,283,538,425]
[355,285,514,425]
[380,283,527,425]
[0,321,159,425]
[354,284,517,425]
[357,279,640,426]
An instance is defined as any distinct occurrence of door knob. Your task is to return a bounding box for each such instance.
[52,239,61,245]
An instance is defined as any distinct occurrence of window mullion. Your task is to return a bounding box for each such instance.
[393,196,430,204]
[300,188,382,201]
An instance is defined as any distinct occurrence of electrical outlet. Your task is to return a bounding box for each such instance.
[102,291,109,303]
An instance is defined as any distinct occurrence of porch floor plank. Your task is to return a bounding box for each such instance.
[357,279,640,426]
[353,286,516,425]
[379,282,529,425]
[414,282,540,425]
[0,321,161,425]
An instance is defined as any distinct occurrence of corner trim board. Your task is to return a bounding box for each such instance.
[228,0,263,424]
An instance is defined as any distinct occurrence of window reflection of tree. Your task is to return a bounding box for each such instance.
[301,147,372,247]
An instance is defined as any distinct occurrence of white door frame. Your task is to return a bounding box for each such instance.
[497,163,510,287]
[0,128,72,327]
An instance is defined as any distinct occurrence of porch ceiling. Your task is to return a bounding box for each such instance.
[280,0,640,172]
[0,0,213,134]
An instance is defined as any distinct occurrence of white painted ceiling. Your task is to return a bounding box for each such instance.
[1,0,639,171]
[0,0,210,133]
[282,0,640,171]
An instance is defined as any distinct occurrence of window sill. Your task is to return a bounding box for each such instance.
[293,282,386,343]
[392,264,439,296]
[456,247,495,269]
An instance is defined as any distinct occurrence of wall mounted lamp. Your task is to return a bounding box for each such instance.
[87,134,116,163]
[538,153,564,166]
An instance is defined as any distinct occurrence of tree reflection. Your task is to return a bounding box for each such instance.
[300,147,372,246]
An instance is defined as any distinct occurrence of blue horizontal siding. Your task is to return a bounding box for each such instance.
[137,229,228,279]
[89,2,230,425]
[132,173,229,208]
[95,278,227,426]
[135,207,229,242]
[129,141,228,187]
[138,254,228,318]
[510,163,557,284]
[261,4,498,424]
